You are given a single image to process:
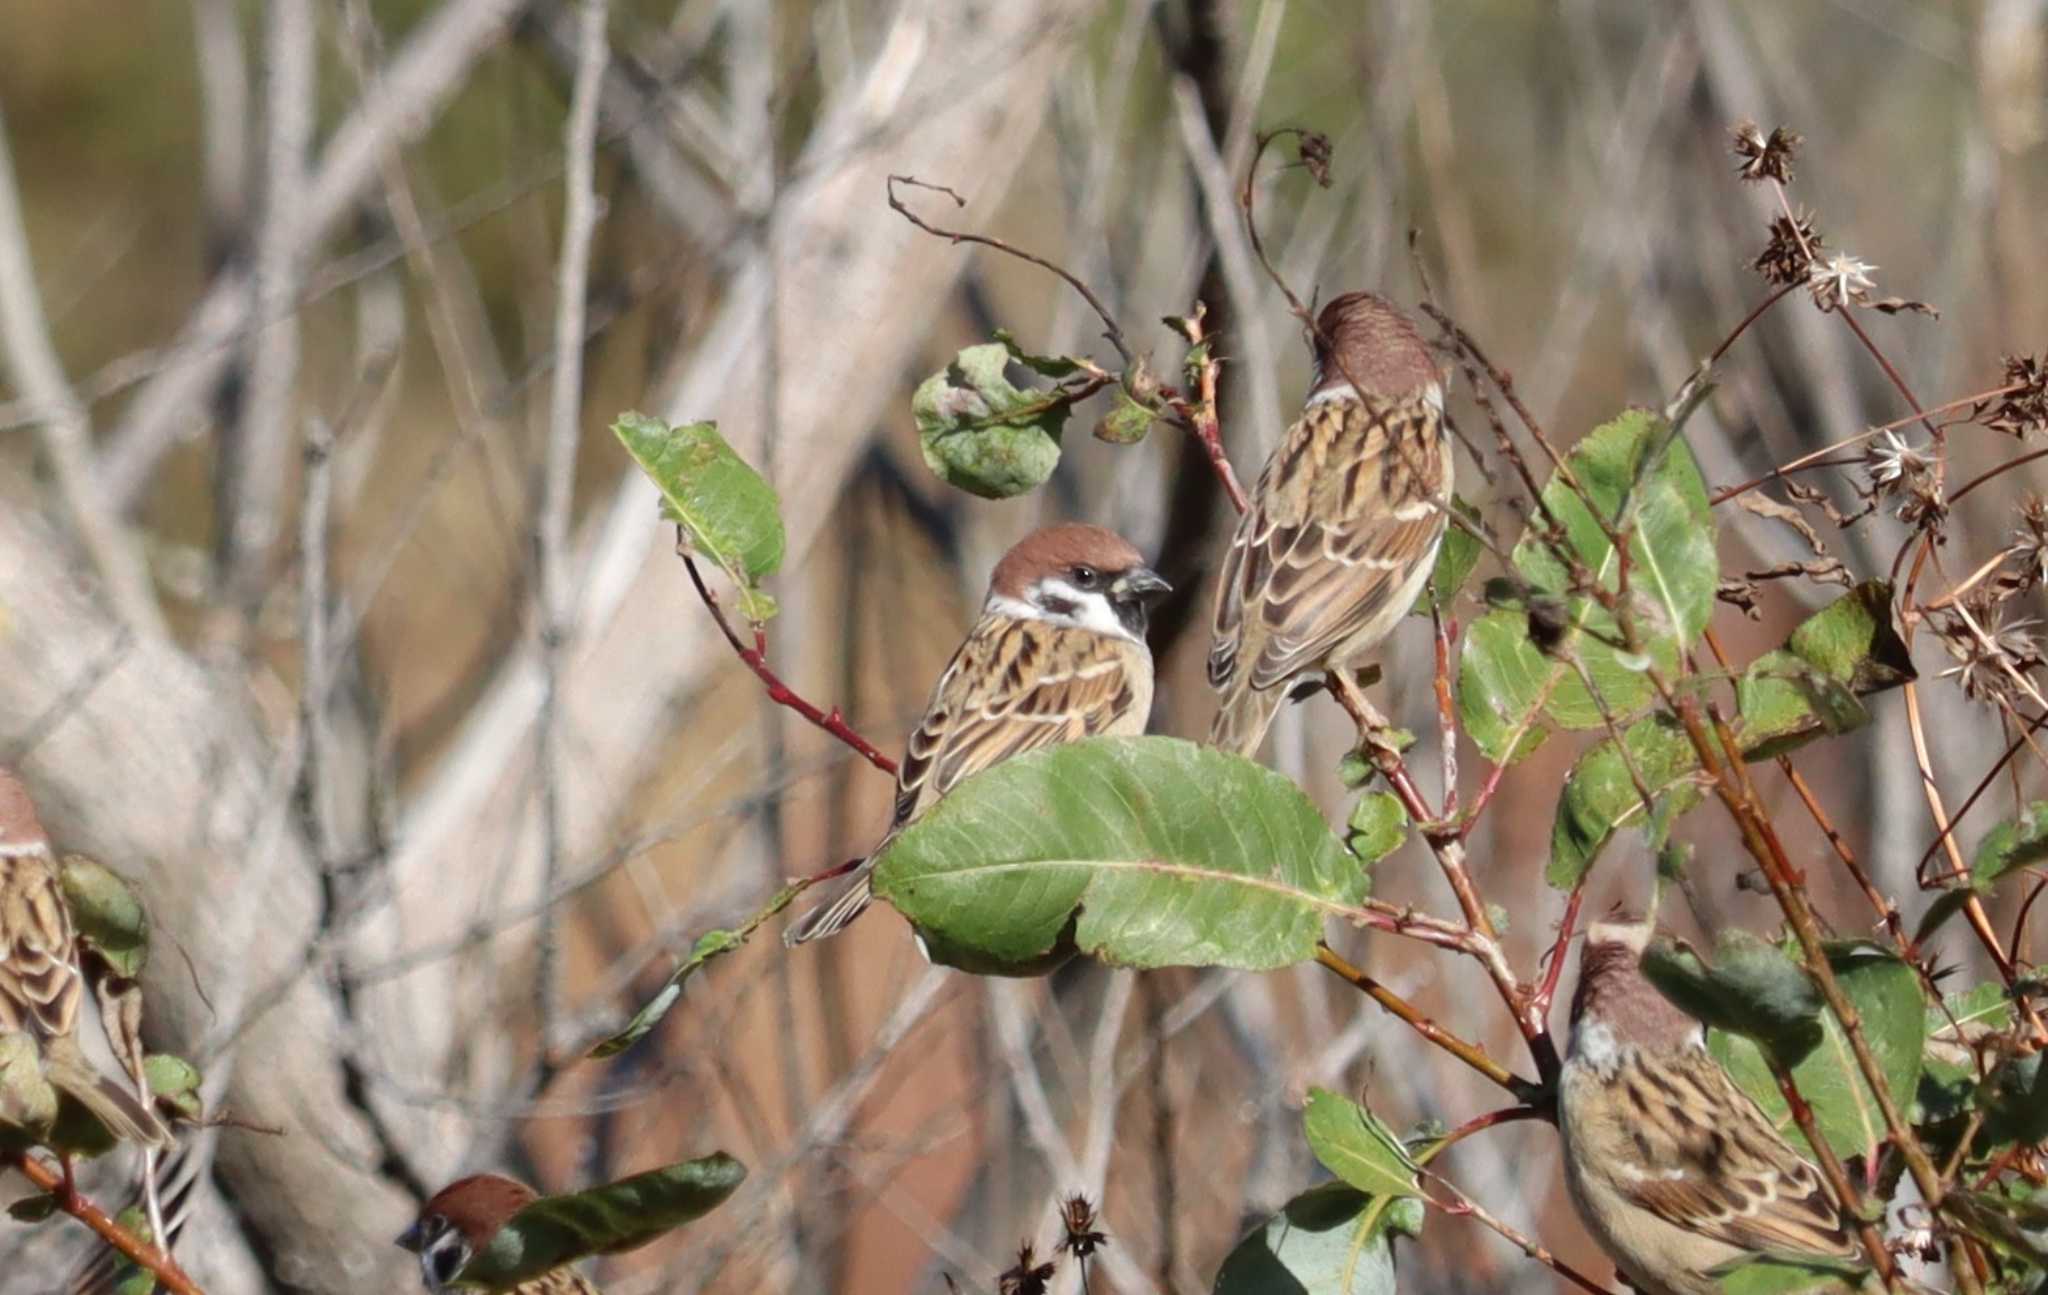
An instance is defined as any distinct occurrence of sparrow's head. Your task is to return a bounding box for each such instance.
[986,523,1171,644]
[1309,292,1440,405]
[0,768,50,860]
[398,1174,537,1292]
[1568,911,1703,1071]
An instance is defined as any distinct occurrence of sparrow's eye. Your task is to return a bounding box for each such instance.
[1070,565,1098,589]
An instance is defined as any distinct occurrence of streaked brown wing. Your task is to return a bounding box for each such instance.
[1617,1052,1856,1259]
[892,615,1146,831]
[1213,396,1448,694]
[0,853,81,1039]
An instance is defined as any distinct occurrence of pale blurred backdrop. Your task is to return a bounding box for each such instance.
[0,1,2043,1292]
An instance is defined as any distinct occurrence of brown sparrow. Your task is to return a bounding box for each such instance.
[1557,915,1858,1295]
[1208,291,1451,755]
[0,768,169,1147]
[399,1174,600,1294]
[786,523,1169,944]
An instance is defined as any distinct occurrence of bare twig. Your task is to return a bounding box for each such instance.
[886,174,1132,366]
[532,0,609,1075]
[0,106,165,640]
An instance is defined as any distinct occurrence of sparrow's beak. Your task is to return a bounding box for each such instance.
[395,1221,425,1252]
[1112,566,1172,603]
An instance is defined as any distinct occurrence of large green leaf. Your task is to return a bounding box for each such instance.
[1212,1183,1404,1295]
[456,1155,746,1290]
[1711,1252,1867,1295]
[612,413,784,622]
[1643,931,1824,1064]
[1456,409,1715,763]
[871,737,1363,975]
[913,341,1075,499]
[1545,583,1913,888]
[1706,942,1926,1163]
[1549,714,1702,888]
[1301,1089,1422,1203]
[1735,582,1913,759]
[1968,802,2048,894]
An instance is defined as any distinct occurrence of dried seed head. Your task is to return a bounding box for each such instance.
[1731,121,1801,183]
[1753,212,1826,286]
[1058,1194,1108,1259]
[1298,130,1334,188]
[1864,430,1931,490]
[1937,602,2044,708]
[1862,430,1944,527]
[1985,353,2048,438]
[1809,253,1878,312]
[998,1243,1056,1295]
[2011,496,2048,592]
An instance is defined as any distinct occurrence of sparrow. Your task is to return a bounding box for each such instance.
[0,768,169,1148]
[1556,914,1859,1295]
[785,523,1169,944]
[1208,291,1452,755]
[399,1173,599,1294]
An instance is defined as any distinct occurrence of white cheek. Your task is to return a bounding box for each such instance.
[1572,1019,1623,1075]
[989,584,1138,643]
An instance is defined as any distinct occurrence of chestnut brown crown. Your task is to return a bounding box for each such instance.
[987,524,1150,602]
[1309,291,1440,402]
[1569,912,1703,1053]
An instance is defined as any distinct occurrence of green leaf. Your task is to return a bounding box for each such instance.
[1983,1050,2048,1147]
[1212,1183,1403,1295]
[1455,611,1553,765]
[612,413,783,622]
[1707,942,1926,1163]
[872,736,1363,975]
[1548,713,1703,888]
[1736,582,1913,759]
[456,1154,747,1290]
[143,1053,203,1121]
[108,1207,158,1295]
[1412,496,1484,615]
[1711,1251,1867,1295]
[993,329,1083,379]
[6,1193,55,1222]
[912,342,1073,499]
[59,855,150,978]
[1456,409,1716,764]
[1346,794,1406,871]
[588,884,803,1059]
[1969,801,2048,894]
[1093,390,1154,445]
[1644,931,1824,1064]
[1302,1089,1422,1203]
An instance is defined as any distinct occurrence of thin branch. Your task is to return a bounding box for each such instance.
[679,548,897,776]
[5,1152,203,1295]
[0,106,165,640]
[1314,944,1534,1099]
[886,174,1131,367]
[532,0,609,1076]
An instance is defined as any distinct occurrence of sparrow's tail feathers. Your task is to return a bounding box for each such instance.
[784,866,874,946]
[44,1041,171,1148]
[1208,683,1285,759]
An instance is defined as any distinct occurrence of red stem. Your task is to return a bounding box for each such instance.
[7,1152,202,1295]
[680,549,898,776]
